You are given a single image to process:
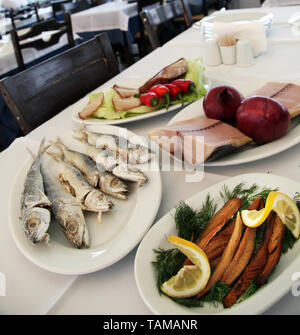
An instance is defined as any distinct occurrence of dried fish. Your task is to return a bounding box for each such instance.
[50,138,128,200]
[21,140,51,244]
[47,151,114,223]
[40,144,89,248]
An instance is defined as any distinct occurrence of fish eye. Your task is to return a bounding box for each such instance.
[27,218,40,231]
[66,220,78,234]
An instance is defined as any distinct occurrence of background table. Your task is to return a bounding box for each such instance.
[1,5,300,315]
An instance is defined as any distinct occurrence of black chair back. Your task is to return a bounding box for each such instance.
[10,12,74,71]
[0,33,119,134]
[140,0,192,50]
[9,3,41,31]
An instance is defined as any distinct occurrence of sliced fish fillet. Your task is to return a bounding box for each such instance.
[149,116,251,165]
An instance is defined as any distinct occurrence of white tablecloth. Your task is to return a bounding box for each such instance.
[1,6,300,315]
[70,1,137,33]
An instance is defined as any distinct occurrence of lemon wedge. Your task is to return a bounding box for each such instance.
[160,235,211,298]
[241,191,300,238]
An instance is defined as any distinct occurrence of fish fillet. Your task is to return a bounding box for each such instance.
[223,211,275,308]
[149,116,252,165]
[196,213,243,299]
[251,82,300,118]
[139,58,188,93]
[257,215,285,285]
[196,197,242,250]
[78,93,104,120]
[203,197,261,263]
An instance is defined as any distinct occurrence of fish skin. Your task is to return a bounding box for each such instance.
[21,142,52,244]
[257,214,285,285]
[74,133,149,186]
[40,152,89,248]
[221,226,256,286]
[223,210,275,308]
[196,213,243,299]
[50,139,128,200]
[196,197,242,250]
[139,58,188,93]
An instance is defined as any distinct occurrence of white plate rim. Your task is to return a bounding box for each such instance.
[134,173,300,315]
[8,126,162,275]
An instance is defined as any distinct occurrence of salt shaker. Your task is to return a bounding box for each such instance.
[218,33,236,65]
[203,38,222,66]
[236,39,254,67]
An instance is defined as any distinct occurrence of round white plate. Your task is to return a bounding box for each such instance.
[167,80,300,167]
[135,173,300,315]
[193,10,273,35]
[9,125,162,275]
[72,77,211,126]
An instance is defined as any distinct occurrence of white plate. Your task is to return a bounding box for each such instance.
[9,125,162,275]
[72,77,211,126]
[193,10,273,35]
[134,173,300,315]
[166,80,300,167]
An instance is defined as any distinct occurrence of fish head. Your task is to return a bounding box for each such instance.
[23,207,51,244]
[84,190,114,212]
[64,213,89,248]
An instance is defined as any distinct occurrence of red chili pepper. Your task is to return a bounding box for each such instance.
[171,79,196,94]
[164,83,182,100]
[148,84,170,108]
[140,92,159,107]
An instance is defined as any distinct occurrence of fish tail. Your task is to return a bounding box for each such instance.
[26,147,37,160]
[73,126,87,143]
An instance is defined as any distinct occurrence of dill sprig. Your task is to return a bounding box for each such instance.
[220,183,259,205]
[152,248,186,293]
[174,195,216,241]
[282,229,297,254]
[201,282,231,306]
[238,279,259,303]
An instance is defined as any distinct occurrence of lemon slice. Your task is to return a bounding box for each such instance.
[241,191,300,238]
[160,235,211,298]
[272,192,300,238]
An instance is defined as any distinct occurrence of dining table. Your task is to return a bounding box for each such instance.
[1,5,300,315]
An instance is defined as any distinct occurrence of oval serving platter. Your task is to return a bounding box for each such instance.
[134,173,300,314]
[9,125,162,275]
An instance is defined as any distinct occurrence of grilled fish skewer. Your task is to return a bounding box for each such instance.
[49,138,128,200]
[21,140,51,244]
[47,151,114,224]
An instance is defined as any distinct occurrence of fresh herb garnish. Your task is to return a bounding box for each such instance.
[152,248,186,293]
[153,183,299,309]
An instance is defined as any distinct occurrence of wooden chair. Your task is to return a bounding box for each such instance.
[10,12,74,72]
[140,0,192,50]
[0,33,119,134]
[9,3,41,31]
